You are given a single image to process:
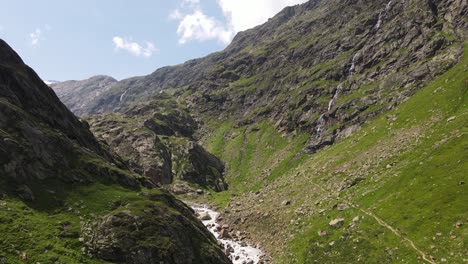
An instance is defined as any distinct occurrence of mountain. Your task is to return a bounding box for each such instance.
[86,94,228,193]
[17,0,468,262]
[63,0,465,154]
[50,75,118,116]
[0,39,230,264]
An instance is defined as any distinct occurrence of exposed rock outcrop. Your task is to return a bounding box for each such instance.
[87,95,228,191]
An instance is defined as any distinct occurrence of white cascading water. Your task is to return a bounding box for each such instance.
[316,114,326,134]
[192,204,264,264]
[119,89,128,102]
[327,84,343,112]
[375,0,393,29]
[349,53,359,72]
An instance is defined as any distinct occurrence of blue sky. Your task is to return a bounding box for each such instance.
[0,0,307,81]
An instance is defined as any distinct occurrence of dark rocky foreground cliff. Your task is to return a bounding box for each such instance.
[0,39,230,263]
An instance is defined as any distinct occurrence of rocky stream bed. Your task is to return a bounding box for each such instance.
[191,204,265,264]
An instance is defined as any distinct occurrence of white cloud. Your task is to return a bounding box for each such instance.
[177,10,233,44]
[170,0,308,45]
[112,36,159,57]
[30,28,42,47]
[169,9,184,20]
[217,0,308,32]
[29,25,52,48]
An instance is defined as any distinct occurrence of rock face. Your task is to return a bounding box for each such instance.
[58,0,466,154]
[50,75,117,116]
[82,192,230,264]
[0,39,131,187]
[0,39,230,264]
[87,95,228,191]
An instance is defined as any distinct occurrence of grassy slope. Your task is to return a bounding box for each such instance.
[202,45,467,263]
[0,182,139,263]
[0,180,216,264]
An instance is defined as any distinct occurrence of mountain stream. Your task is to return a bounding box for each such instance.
[191,204,264,264]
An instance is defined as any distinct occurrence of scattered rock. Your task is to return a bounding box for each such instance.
[20,252,27,261]
[318,230,328,237]
[196,189,204,195]
[336,203,349,211]
[447,116,456,122]
[220,229,231,239]
[329,218,345,228]
[352,216,362,223]
[282,200,291,206]
[199,212,212,221]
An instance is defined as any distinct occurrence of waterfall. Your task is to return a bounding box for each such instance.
[375,13,383,29]
[119,89,128,102]
[385,0,393,12]
[350,53,359,72]
[375,0,393,30]
[316,114,326,134]
[327,84,343,112]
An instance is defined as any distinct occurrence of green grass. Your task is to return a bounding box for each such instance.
[0,182,146,264]
[280,44,468,263]
[200,44,467,262]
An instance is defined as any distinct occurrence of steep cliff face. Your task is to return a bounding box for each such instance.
[0,39,230,264]
[0,39,128,188]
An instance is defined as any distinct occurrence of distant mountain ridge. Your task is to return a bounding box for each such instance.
[50,75,118,116]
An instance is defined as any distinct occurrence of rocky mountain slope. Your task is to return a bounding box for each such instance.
[63,0,466,153]
[0,39,230,264]
[50,75,118,116]
[86,94,228,194]
[42,0,466,262]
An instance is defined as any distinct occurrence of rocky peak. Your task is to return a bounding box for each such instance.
[50,75,118,116]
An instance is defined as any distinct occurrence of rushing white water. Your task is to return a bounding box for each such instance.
[192,204,263,264]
